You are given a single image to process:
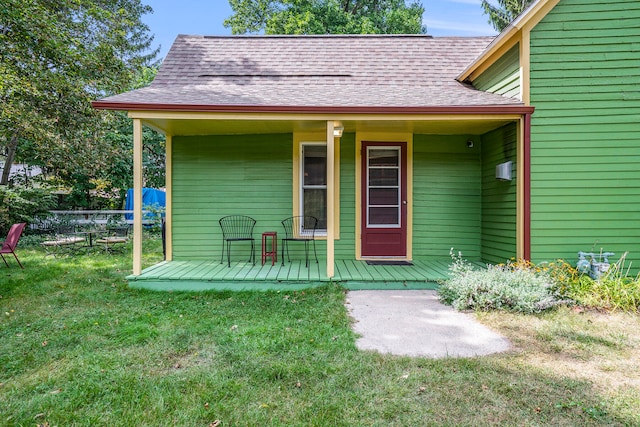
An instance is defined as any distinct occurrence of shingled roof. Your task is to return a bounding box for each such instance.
[95,35,524,112]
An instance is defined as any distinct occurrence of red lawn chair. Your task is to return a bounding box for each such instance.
[1,222,27,268]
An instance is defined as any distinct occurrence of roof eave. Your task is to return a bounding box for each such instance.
[457,0,551,82]
[91,101,534,116]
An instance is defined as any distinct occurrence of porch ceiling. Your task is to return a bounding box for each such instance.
[140,116,518,137]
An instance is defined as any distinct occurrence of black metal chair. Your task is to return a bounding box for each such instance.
[281,216,318,267]
[95,226,129,253]
[219,215,256,267]
[41,224,85,256]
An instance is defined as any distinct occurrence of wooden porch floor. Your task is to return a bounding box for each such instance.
[127,258,482,291]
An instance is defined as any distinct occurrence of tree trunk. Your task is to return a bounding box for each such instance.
[1,132,19,186]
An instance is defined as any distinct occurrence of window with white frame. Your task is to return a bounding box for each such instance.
[301,143,327,232]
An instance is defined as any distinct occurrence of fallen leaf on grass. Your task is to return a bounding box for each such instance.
[41,341,48,347]
[230,325,238,331]
[209,421,221,427]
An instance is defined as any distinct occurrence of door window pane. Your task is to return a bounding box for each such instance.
[369,188,398,205]
[369,169,398,187]
[369,150,399,167]
[369,207,399,225]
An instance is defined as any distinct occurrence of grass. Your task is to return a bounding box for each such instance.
[1,237,639,426]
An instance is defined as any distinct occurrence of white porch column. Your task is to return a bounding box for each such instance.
[326,121,335,278]
[132,119,143,275]
[165,134,172,261]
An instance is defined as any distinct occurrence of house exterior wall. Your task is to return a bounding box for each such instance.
[172,134,294,260]
[336,133,356,260]
[413,135,482,260]
[528,0,640,266]
[481,124,518,264]
[473,44,522,100]
[171,132,489,262]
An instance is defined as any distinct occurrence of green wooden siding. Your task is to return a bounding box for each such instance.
[171,132,490,263]
[481,124,517,264]
[172,134,294,260]
[473,44,521,99]
[528,0,640,268]
[335,133,356,260]
[413,135,482,259]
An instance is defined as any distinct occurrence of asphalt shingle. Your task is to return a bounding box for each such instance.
[99,35,523,109]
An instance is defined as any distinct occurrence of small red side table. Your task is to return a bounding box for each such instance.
[261,231,277,266]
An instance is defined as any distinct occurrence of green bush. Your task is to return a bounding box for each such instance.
[439,249,567,314]
[0,186,56,235]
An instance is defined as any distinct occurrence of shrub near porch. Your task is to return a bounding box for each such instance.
[440,251,640,313]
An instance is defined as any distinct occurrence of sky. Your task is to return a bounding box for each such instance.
[143,0,498,60]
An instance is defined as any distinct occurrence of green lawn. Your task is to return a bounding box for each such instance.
[1,237,639,426]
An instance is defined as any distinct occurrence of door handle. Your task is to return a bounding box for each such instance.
[402,200,407,205]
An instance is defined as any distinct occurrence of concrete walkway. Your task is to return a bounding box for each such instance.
[345,290,510,358]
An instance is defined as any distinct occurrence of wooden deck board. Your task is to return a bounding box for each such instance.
[177,261,207,279]
[129,258,470,291]
[350,260,376,281]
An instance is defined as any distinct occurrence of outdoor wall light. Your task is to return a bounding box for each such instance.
[333,125,344,137]
[496,161,513,181]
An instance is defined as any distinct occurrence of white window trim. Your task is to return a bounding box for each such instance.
[300,142,328,236]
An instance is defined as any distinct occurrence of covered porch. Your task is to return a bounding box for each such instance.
[123,112,531,284]
[91,35,535,290]
[127,258,485,291]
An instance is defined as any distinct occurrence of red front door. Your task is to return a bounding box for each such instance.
[361,142,407,257]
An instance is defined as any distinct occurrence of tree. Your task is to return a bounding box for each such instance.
[224,0,426,35]
[0,0,158,195]
[481,0,534,32]
[101,67,166,206]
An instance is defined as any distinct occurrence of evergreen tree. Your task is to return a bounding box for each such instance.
[482,0,534,32]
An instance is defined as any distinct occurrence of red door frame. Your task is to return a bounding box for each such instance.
[360,141,408,258]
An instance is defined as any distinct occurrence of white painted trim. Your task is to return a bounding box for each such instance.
[165,134,172,261]
[326,121,335,278]
[132,119,143,276]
